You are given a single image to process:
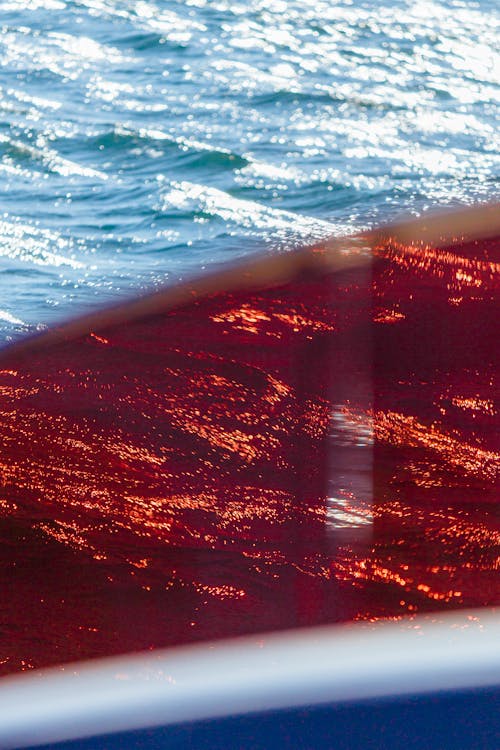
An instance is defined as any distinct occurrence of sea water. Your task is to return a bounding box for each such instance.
[0,0,499,676]
[0,0,498,343]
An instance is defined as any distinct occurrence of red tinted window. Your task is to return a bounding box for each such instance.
[0,207,498,674]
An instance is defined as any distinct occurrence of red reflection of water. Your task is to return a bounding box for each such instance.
[0,224,498,675]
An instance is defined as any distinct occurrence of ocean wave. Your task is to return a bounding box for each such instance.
[160,180,339,240]
[0,134,107,180]
[0,218,85,269]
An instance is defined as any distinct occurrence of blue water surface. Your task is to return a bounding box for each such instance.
[0,0,498,342]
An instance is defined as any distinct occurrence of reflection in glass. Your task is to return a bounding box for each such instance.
[0,206,498,674]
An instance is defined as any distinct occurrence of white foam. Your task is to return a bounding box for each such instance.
[162,180,339,240]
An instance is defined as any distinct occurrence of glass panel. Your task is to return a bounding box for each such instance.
[0,206,498,674]
[361,227,499,621]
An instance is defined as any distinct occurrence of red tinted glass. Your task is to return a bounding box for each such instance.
[0,206,498,674]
